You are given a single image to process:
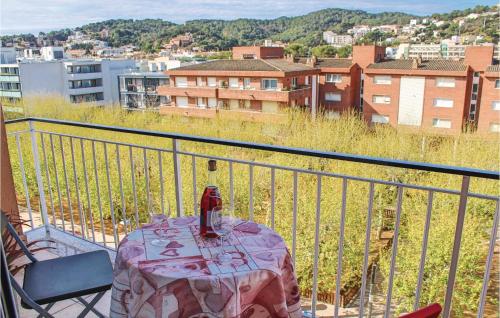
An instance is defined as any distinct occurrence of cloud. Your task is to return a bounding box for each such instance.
[0,0,496,34]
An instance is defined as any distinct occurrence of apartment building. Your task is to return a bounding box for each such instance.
[0,55,135,105]
[322,32,353,47]
[158,57,319,113]
[478,65,500,133]
[363,59,470,131]
[297,56,361,117]
[119,72,170,109]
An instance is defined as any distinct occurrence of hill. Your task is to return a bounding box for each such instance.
[1,5,498,52]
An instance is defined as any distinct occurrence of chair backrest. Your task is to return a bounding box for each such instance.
[1,212,38,263]
[399,303,442,318]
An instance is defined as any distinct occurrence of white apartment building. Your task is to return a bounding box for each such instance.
[118,72,169,109]
[0,56,135,106]
[322,31,353,47]
[395,43,498,60]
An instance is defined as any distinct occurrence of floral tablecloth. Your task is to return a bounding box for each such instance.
[110,216,302,318]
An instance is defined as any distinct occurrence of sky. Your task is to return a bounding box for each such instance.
[0,0,496,35]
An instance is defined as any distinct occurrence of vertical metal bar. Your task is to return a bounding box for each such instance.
[477,200,499,318]
[270,168,275,230]
[29,122,49,233]
[172,139,184,217]
[249,164,254,221]
[358,182,375,318]
[16,134,33,228]
[311,175,322,317]
[80,139,95,242]
[104,143,119,248]
[92,141,106,247]
[229,161,234,211]
[191,155,197,215]
[158,151,165,215]
[40,133,55,226]
[70,137,85,238]
[116,145,127,235]
[143,148,151,215]
[292,171,298,268]
[384,186,403,318]
[443,176,470,318]
[334,178,348,318]
[414,191,434,310]
[50,134,65,231]
[129,146,139,227]
[59,135,75,235]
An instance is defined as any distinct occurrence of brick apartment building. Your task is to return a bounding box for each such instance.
[158,45,500,133]
[158,47,320,113]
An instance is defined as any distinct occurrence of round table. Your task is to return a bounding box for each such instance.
[110,216,302,318]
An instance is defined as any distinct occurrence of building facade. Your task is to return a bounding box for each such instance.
[119,72,170,109]
[158,58,319,113]
[0,57,135,106]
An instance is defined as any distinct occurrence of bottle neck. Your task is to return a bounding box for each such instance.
[207,170,216,186]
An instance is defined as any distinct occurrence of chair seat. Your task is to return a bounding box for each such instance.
[22,250,113,308]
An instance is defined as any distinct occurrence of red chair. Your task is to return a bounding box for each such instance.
[399,303,442,318]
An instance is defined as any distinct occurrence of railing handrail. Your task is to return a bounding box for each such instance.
[6,116,500,180]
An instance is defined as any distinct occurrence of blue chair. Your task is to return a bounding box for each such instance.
[2,214,113,318]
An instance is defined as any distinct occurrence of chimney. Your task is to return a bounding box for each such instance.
[308,55,317,67]
[412,58,420,69]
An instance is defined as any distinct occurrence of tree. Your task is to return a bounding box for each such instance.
[311,45,337,57]
[336,46,352,58]
[285,43,308,56]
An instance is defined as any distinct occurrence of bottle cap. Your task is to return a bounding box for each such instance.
[208,160,217,171]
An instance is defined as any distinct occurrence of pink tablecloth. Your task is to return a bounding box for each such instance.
[110,216,302,318]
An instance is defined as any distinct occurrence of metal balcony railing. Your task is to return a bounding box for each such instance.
[5,117,500,318]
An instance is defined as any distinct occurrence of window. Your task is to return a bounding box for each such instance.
[196,77,204,86]
[326,74,342,83]
[325,93,341,102]
[197,97,206,108]
[432,118,452,128]
[372,95,391,104]
[495,79,500,89]
[436,77,455,88]
[229,77,239,88]
[69,78,102,89]
[305,97,309,106]
[472,83,479,92]
[244,78,251,89]
[175,77,188,87]
[69,92,104,103]
[433,98,454,108]
[208,98,217,108]
[373,75,392,85]
[207,77,216,87]
[492,101,500,111]
[67,64,101,74]
[305,76,310,86]
[262,79,278,90]
[490,123,500,133]
[291,77,297,88]
[371,114,389,124]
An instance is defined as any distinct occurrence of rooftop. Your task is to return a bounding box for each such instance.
[296,57,353,69]
[367,59,467,72]
[486,64,500,72]
[169,58,315,73]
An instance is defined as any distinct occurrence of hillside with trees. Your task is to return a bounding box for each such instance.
[1,5,498,52]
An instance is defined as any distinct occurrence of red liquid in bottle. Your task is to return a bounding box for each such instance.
[200,160,222,238]
[200,186,222,238]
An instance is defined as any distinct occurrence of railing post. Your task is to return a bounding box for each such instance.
[172,139,184,217]
[29,121,50,234]
[443,175,470,318]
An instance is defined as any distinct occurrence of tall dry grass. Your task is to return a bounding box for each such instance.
[4,96,500,316]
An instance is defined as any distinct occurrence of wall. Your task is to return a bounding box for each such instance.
[19,62,65,96]
[477,75,500,133]
[363,74,401,125]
